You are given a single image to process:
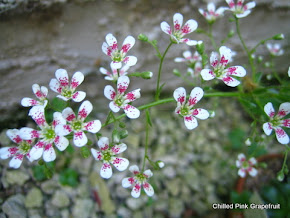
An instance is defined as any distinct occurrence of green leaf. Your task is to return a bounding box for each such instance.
[32,165,47,181]
[228,128,246,150]
[80,146,91,158]
[51,97,67,112]
[59,168,79,187]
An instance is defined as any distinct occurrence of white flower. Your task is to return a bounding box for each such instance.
[104,76,141,119]
[0,129,34,168]
[201,46,246,87]
[102,33,137,69]
[49,69,86,102]
[236,153,257,178]
[122,165,154,198]
[199,2,228,23]
[91,137,129,179]
[263,102,290,144]
[21,84,48,108]
[266,43,284,56]
[55,100,102,147]
[100,64,130,82]
[226,0,256,18]
[173,87,209,130]
[160,13,198,46]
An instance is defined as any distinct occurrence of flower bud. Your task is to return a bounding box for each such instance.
[141,71,153,79]
[277,170,284,181]
[173,69,181,77]
[138,34,148,41]
[245,138,251,146]
[209,110,215,118]
[228,30,235,38]
[257,56,263,63]
[156,160,165,169]
[119,129,128,139]
[272,33,284,40]
[112,129,120,144]
[288,66,290,77]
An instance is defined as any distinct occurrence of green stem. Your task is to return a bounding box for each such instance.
[155,42,173,101]
[102,91,241,127]
[235,17,256,81]
[270,55,282,84]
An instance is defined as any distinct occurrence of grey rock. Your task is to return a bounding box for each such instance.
[125,196,147,210]
[72,198,94,218]
[169,198,184,218]
[166,179,181,196]
[6,171,29,186]
[2,194,27,218]
[40,179,60,194]
[25,188,43,208]
[51,190,70,208]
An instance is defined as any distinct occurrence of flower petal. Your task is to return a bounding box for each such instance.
[143,169,153,178]
[124,89,141,103]
[277,102,290,118]
[143,182,154,197]
[160,21,171,35]
[274,127,289,145]
[188,87,204,106]
[71,71,84,89]
[0,147,18,159]
[29,106,47,127]
[123,56,137,67]
[49,78,62,94]
[54,136,69,151]
[55,69,69,87]
[111,61,122,69]
[78,100,93,120]
[219,46,232,67]
[123,104,140,119]
[245,1,256,10]
[131,183,142,198]
[263,122,273,136]
[192,108,209,120]
[105,33,118,48]
[91,148,103,161]
[84,120,101,133]
[248,167,258,177]
[43,144,56,162]
[104,85,116,100]
[55,124,72,136]
[122,177,135,188]
[282,119,290,128]
[111,143,127,155]
[9,154,23,168]
[21,97,38,107]
[173,87,186,105]
[184,116,198,130]
[73,131,88,147]
[6,129,22,144]
[102,42,112,56]
[52,112,66,128]
[72,91,86,102]
[100,163,113,179]
[109,101,121,113]
[121,36,135,54]
[20,127,40,140]
[117,76,130,94]
[201,69,215,81]
[32,84,46,99]
[226,66,246,77]
[181,39,198,46]
[29,141,45,160]
[173,13,183,31]
[221,76,240,87]
[264,102,275,118]
[97,137,110,151]
[111,157,129,171]
[181,19,198,35]
[62,107,76,122]
[238,169,246,178]
[129,165,140,175]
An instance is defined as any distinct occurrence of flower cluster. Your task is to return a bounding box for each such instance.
[199,2,228,23]
[226,0,256,18]
[174,50,202,77]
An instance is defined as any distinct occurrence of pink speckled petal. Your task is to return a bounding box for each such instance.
[9,154,24,168]
[122,177,135,188]
[52,112,66,128]
[277,102,290,118]
[226,66,246,77]
[72,91,86,102]
[143,182,154,197]
[188,87,204,106]
[105,33,118,48]
[62,107,76,122]
[264,102,275,118]
[131,183,142,198]
[238,168,246,178]
[263,122,273,136]
[111,157,129,171]
[91,148,103,161]
[201,69,215,81]
[192,108,209,120]
[219,46,232,67]
[124,89,141,103]
[29,141,45,160]
[100,163,112,179]
[104,85,116,101]
[121,36,135,54]
[173,13,183,31]
[117,76,130,94]
[97,137,110,151]
[160,21,172,35]
[173,87,186,105]
[184,115,198,130]
[282,119,290,128]
[111,143,127,155]
[78,100,92,120]
[0,147,18,159]
[274,127,289,145]
[129,165,140,175]
[49,78,62,94]
[21,97,39,107]
[102,42,112,56]
[222,76,240,87]
[19,127,40,140]
[248,167,258,177]
[6,129,22,144]
[54,136,69,151]
[123,104,140,119]
[181,19,198,35]
[55,69,69,87]
[43,143,56,162]
[71,71,84,89]
[123,56,137,67]
[55,124,72,136]
[29,106,47,127]
[73,131,87,147]
[143,169,153,178]
[84,120,101,133]
[109,101,121,113]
